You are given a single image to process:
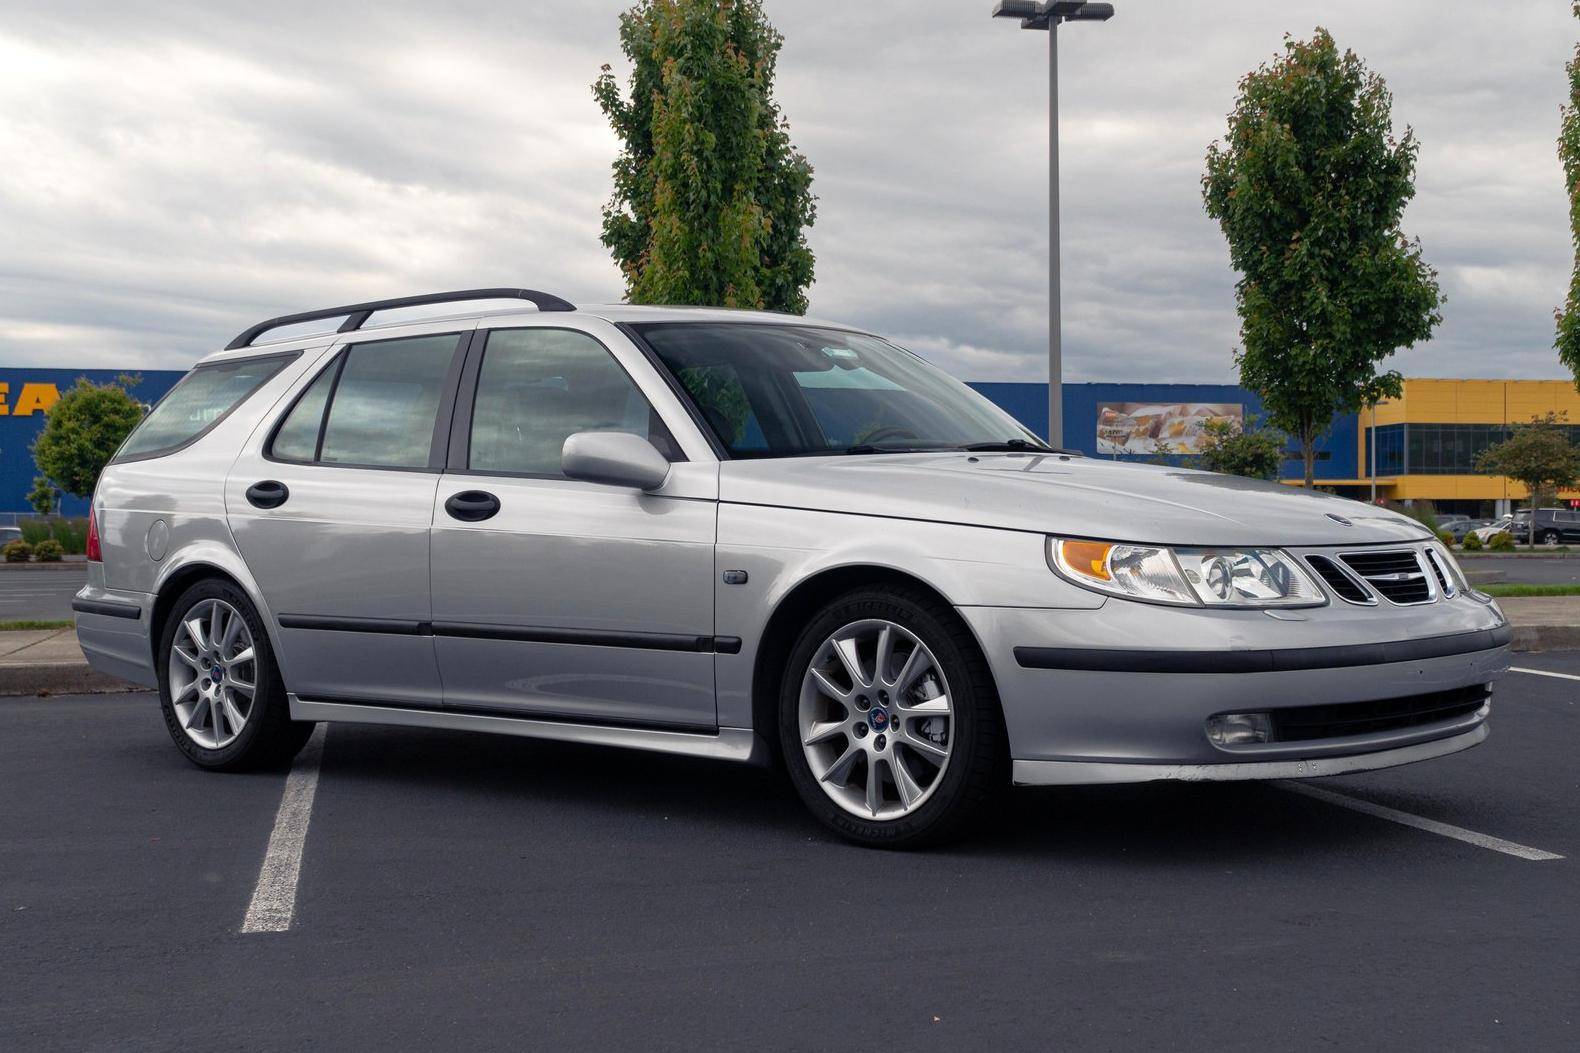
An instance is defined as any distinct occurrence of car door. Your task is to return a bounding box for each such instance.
[429,322,720,729]
[226,324,471,706]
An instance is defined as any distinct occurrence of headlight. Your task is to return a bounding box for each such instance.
[1048,538,1325,608]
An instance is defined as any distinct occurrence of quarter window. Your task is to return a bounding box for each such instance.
[117,354,293,461]
[269,334,461,469]
[468,329,677,476]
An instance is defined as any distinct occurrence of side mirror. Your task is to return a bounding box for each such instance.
[561,432,671,492]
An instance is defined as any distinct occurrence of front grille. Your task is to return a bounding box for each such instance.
[1339,550,1432,604]
[1305,555,1371,604]
[1422,548,1457,597]
[1269,684,1490,742]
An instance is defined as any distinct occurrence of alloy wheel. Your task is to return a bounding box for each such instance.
[798,618,954,820]
[167,598,257,750]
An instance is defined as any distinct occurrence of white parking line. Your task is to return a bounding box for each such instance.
[1278,781,1564,862]
[241,724,326,933]
[1510,666,1580,683]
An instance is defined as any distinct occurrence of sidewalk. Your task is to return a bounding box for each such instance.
[5,603,1578,697]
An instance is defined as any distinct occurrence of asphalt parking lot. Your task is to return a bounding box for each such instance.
[3,661,1575,1050]
[0,567,82,622]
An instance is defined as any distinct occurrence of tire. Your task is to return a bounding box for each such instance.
[156,578,314,772]
[778,585,1006,848]
[1542,531,1561,546]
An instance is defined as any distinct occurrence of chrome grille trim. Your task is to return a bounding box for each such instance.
[1337,549,1436,606]
[1303,555,1377,606]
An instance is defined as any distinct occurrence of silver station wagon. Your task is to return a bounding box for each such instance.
[75,289,1512,846]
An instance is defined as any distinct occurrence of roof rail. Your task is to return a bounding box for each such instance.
[224,288,576,350]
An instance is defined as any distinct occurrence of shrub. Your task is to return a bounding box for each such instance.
[2,539,33,563]
[1489,531,1516,551]
[1437,529,1455,545]
[32,539,64,562]
[51,518,88,554]
[19,519,50,545]
[1463,532,1483,551]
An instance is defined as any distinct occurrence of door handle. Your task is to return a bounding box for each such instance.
[245,480,290,510]
[445,490,500,522]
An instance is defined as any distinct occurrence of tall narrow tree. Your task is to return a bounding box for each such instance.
[1203,29,1443,487]
[1557,2,1580,384]
[594,0,816,312]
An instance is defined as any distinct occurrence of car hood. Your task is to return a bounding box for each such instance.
[719,452,1432,547]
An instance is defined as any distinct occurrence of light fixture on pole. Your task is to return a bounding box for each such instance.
[990,1,1114,448]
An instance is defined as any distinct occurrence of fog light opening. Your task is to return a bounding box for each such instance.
[1206,712,1274,746]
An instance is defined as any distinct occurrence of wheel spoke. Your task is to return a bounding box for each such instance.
[892,757,923,808]
[904,695,950,716]
[172,643,203,672]
[222,697,247,737]
[873,626,894,686]
[210,697,228,740]
[809,667,850,704]
[891,646,926,694]
[901,729,949,765]
[183,615,209,653]
[227,674,255,698]
[209,604,224,655]
[865,758,885,816]
[802,720,846,748]
[832,637,869,690]
[172,678,199,703]
[219,610,243,654]
[819,744,861,786]
[227,645,255,669]
[185,698,210,731]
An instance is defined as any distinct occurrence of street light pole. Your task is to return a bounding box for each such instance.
[991,2,1113,448]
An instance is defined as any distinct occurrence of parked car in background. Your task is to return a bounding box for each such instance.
[0,526,21,546]
[1507,509,1580,545]
[73,288,1513,847]
[1471,516,1515,544]
[1436,514,1470,528]
[1445,518,1491,543]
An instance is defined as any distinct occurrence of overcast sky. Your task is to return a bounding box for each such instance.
[0,0,1575,383]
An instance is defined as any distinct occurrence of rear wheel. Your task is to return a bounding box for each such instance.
[779,586,1005,848]
[157,579,313,771]
[1542,530,1561,546]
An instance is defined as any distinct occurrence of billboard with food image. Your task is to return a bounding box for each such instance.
[1095,402,1244,455]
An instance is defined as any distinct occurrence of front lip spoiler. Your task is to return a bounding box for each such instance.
[1012,724,1487,785]
[1013,624,1512,674]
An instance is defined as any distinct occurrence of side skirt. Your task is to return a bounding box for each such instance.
[288,694,769,765]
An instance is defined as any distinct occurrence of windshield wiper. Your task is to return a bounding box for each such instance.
[845,444,936,455]
[959,439,1060,453]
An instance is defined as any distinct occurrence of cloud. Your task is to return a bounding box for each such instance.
[0,0,1574,385]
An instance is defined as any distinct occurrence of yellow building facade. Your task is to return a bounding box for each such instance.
[1311,379,1580,513]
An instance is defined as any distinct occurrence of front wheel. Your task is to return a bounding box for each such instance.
[157,579,314,771]
[779,586,1005,848]
[1542,530,1561,546]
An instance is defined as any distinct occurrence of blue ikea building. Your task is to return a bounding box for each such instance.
[0,366,1355,516]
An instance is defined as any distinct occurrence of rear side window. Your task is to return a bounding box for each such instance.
[116,354,293,461]
[269,334,461,469]
[466,328,678,476]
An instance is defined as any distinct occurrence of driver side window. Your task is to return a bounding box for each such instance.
[468,329,680,477]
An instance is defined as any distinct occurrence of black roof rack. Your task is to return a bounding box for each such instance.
[224,288,576,351]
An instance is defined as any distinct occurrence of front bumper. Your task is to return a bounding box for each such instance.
[959,593,1510,783]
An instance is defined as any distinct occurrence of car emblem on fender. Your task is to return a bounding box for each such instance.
[1326,513,1353,526]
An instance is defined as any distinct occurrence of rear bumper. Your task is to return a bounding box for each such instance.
[960,595,1511,780]
[73,582,156,688]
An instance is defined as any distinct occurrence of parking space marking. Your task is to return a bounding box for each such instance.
[241,724,326,934]
[1278,781,1564,862]
[1511,666,1580,683]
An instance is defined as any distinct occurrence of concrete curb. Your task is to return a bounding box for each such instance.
[0,663,139,697]
[1509,625,1580,653]
[0,559,89,572]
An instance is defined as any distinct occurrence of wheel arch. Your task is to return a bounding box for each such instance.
[748,563,999,761]
[150,545,280,669]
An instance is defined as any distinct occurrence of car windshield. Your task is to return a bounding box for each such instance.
[633,322,1048,458]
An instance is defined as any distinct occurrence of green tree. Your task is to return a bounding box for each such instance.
[593,0,816,312]
[1203,29,1443,488]
[31,375,145,501]
[1557,2,1580,384]
[26,477,58,516]
[1475,412,1580,546]
[1196,416,1285,480]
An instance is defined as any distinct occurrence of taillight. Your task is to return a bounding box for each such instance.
[86,508,102,562]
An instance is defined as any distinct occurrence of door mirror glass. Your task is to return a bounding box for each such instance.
[561,432,671,491]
